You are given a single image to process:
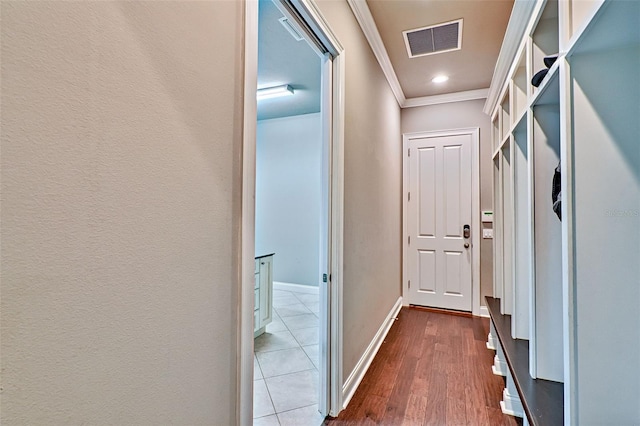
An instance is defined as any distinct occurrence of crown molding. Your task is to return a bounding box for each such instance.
[346,0,406,106]
[484,0,539,114]
[348,0,510,110]
[404,88,489,108]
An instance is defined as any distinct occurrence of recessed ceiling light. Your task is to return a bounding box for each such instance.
[432,75,449,84]
[257,84,294,100]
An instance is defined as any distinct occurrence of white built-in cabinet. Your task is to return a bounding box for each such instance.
[488,0,639,423]
[254,254,274,338]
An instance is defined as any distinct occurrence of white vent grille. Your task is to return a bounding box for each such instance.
[403,19,463,58]
[279,17,304,41]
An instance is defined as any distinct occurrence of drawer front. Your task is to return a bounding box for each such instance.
[254,288,260,311]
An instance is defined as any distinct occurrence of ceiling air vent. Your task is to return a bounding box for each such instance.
[279,17,305,42]
[403,19,463,58]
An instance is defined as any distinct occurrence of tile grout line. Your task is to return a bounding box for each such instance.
[254,288,322,423]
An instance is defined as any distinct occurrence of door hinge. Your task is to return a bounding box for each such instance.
[408,148,410,157]
[408,192,410,202]
[408,236,410,245]
[408,280,411,288]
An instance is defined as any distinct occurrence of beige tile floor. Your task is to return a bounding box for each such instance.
[253,287,325,425]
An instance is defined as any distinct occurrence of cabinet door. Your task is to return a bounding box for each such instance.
[258,257,273,328]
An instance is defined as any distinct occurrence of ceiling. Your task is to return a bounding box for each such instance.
[257,0,322,121]
[257,0,514,119]
[365,0,514,100]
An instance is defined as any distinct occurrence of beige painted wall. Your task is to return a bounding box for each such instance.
[401,99,494,306]
[316,0,403,384]
[1,1,243,424]
[2,0,405,421]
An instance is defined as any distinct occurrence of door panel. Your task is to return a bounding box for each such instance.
[444,146,462,237]
[407,132,473,311]
[444,250,463,296]
[418,148,437,237]
[418,250,437,293]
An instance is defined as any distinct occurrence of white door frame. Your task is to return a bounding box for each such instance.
[239,1,345,424]
[402,128,482,317]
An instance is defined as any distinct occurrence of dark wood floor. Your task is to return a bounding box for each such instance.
[325,307,522,425]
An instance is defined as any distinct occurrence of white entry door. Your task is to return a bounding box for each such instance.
[405,131,473,311]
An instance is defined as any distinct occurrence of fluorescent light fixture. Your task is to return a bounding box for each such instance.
[432,75,449,84]
[257,84,294,100]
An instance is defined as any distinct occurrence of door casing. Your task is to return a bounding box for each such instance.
[402,128,482,317]
[240,0,345,424]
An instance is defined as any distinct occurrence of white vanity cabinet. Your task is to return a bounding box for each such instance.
[254,254,274,338]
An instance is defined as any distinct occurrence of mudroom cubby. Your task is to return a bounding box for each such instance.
[560,0,601,49]
[563,0,640,423]
[485,0,639,424]
[511,120,530,341]
[531,0,559,96]
[492,111,500,152]
[511,49,528,126]
[492,155,503,301]
[531,73,563,383]
[500,93,511,141]
[500,142,513,316]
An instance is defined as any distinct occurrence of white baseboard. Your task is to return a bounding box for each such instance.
[486,331,498,350]
[342,296,403,409]
[273,281,319,294]
[479,306,489,318]
[492,355,508,377]
[500,387,524,418]
[501,371,524,418]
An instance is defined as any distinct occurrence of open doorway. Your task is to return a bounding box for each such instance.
[241,0,345,424]
[252,1,326,421]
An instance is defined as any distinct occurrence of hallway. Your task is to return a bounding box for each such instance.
[325,308,522,425]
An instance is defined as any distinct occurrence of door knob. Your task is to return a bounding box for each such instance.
[464,243,470,248]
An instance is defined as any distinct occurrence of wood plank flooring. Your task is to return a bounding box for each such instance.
[324,307,522,425]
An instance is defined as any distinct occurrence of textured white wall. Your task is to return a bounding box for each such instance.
[1,1,243,423]
[256,114,323,286]
[401,99,494,304]
[316,0,403,384]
